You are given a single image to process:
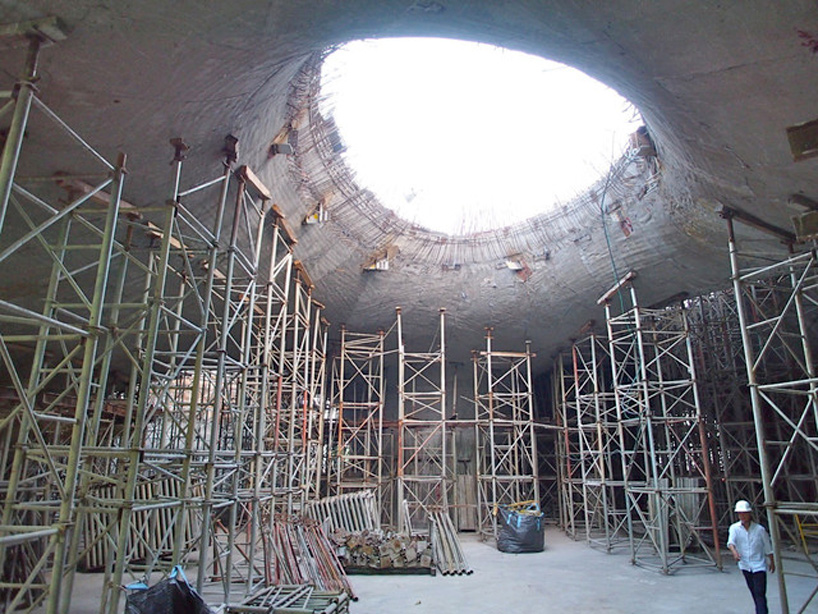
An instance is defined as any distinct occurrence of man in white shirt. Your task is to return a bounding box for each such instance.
[727,500,775,614]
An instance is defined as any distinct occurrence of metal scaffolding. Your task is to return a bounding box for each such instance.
[473,330,539,541]
[84,144,287,609]
[724,211,818,614]
[396,307,447,534]
[686,290,762,528]
[536,425,560,520]
[0,41,330,609]
[571,333,629,552]
[553,351,584,540]
[330,327,392,524]
[0,26,132,613]
[273,265,328,516]
[305,299,330,504]
[601,272,721,574]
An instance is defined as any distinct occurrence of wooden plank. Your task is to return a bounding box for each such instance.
[597,270,637,305]
[270,204,298,245]
[294,260,314,289]
[236,165,272,200]
[0,16,68,46]
[55,177,142,218]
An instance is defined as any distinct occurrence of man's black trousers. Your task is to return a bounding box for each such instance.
[742,570,768,614]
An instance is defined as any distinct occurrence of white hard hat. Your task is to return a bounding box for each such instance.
[734,500,752,513]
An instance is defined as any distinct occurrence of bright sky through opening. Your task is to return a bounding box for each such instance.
[320,38,643,236]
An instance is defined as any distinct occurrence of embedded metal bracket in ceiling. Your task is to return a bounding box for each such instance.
[789,194,818,241]
[786,117,818,162]
[363,246,397,271]
[269,142,294,156]
[303,199,328,225]
[789,194,818,211]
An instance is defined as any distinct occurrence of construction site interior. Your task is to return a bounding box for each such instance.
[1,2,817,613]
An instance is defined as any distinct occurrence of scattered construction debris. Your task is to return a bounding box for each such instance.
[327,528,435,574]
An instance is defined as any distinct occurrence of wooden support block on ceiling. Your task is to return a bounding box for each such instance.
[597,270,637,305]
[236,165,272,200]
[271,203,298,246]
[293,260,314,288]
[54,176,142,218]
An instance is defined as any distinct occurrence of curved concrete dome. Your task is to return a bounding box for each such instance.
[2,0,816,370]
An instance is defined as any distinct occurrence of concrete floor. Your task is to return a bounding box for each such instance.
[58,529,816,613]
[349,531,811,614]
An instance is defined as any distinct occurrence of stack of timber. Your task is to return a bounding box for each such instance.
[269,516,356,599]
[429,509,472,576]
[327,528,435,575]
[225,585,350,614]
[305,490,380,532]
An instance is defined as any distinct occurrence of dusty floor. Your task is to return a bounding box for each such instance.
[60,529,815,613]
[349,531,812,614]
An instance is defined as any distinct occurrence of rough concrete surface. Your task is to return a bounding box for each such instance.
[58,529,813,613]
[350,531,809,614]
[2,1,816,373]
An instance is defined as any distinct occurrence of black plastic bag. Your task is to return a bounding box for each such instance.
[125,566,213,614]
[497,503,545,553]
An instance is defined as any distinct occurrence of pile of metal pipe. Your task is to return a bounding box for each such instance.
[429,509,472,576]
[269,516,356,599]
[305,490,380,533]
[226,584,350,614]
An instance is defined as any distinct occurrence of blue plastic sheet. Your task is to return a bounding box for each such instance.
[125,566,213,614]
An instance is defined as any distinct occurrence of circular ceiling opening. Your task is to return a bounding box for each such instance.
[320,37,643,236]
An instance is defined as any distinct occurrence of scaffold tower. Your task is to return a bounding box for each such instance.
[396,307,447,534]
[0,47,327,609]
[553,351,584,540]
[724,209,818,614]
[601,272,721,574]
[473,330,539,541]
[572,333,628,552]
[686,290,762,528]
[331,326,390,523]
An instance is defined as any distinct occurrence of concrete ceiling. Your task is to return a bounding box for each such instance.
[1,1,817,373]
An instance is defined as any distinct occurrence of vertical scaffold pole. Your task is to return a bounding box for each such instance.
[104,152,174,614]
[47,153,125,614]
[0,35,41,235]
[726,215,789,612]
[396,307,406,533]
